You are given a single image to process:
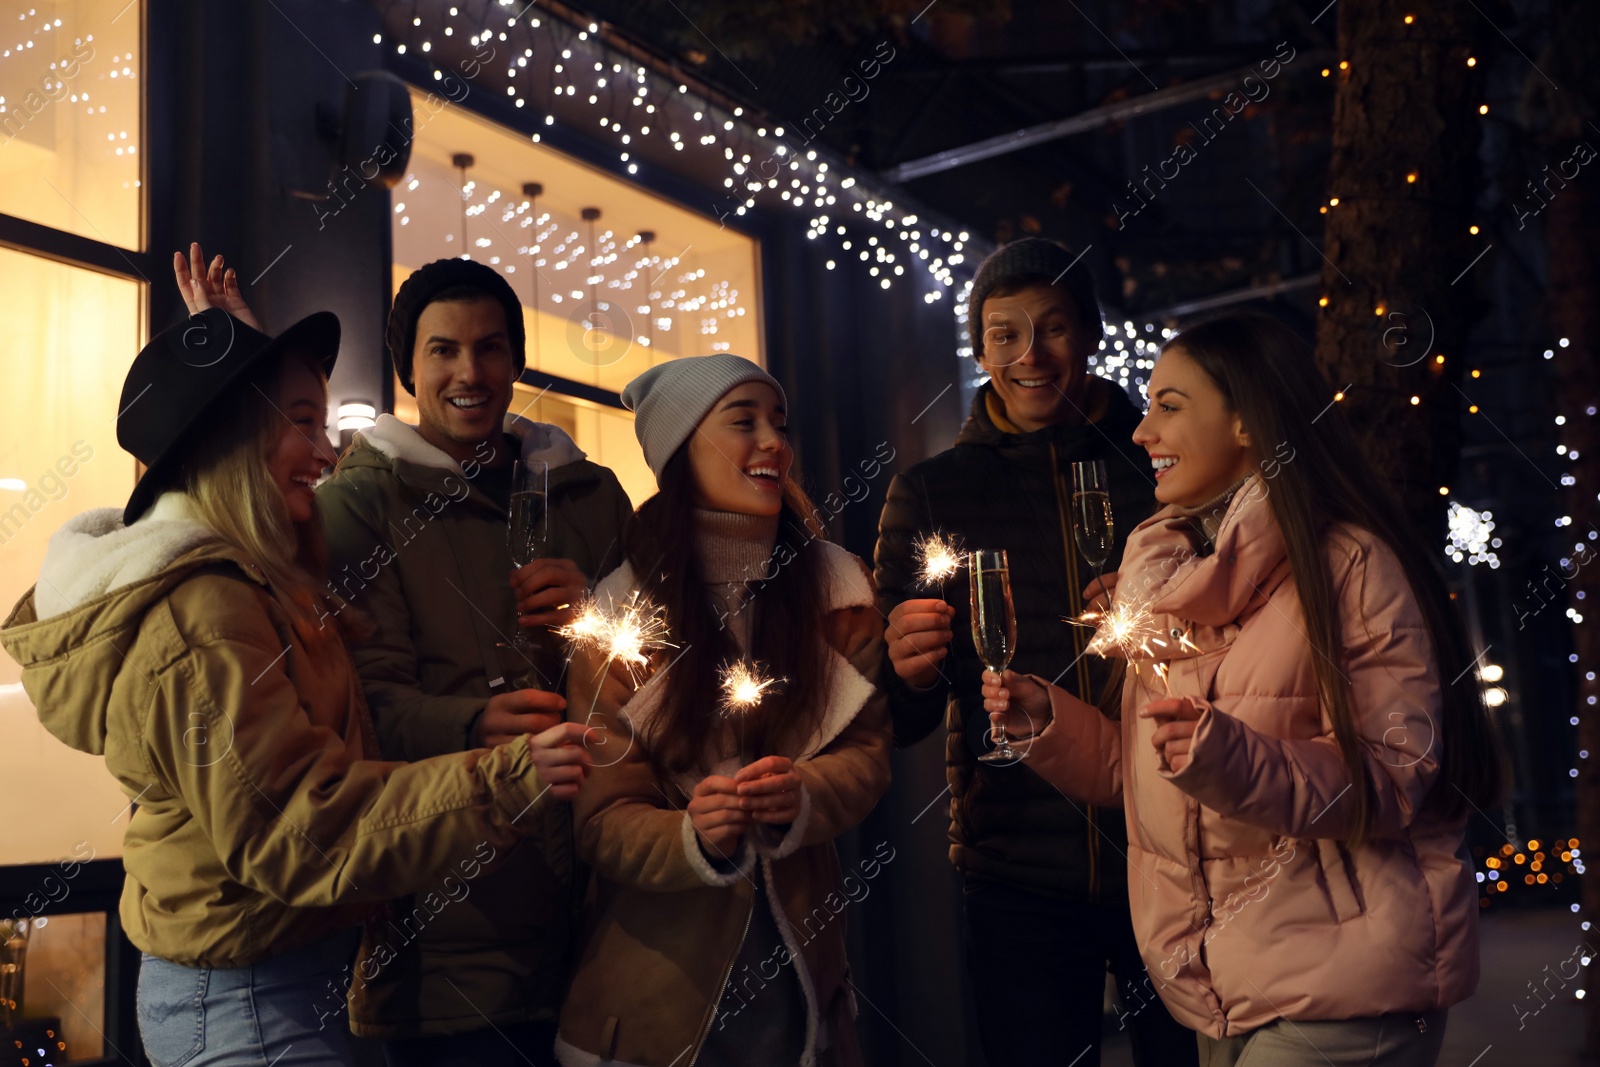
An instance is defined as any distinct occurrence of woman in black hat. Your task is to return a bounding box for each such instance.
[1,272,593,1067]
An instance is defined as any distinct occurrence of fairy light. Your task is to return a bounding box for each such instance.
[385,0,979,369]
[1445,501,1501,567]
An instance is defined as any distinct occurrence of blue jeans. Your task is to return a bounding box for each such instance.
[136,929,362,1067]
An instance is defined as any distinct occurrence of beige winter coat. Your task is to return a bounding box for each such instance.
[555,542,892,1067]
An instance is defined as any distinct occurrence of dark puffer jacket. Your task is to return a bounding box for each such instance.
[873,376,1155,899]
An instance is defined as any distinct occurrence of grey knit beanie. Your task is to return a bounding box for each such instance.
[621,355,787,479]
[966,237,1102,358]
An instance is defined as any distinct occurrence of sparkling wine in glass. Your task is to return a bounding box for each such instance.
[504,459,553,689]
[509,459,551,568]
[1072,460,1114,595]
[970,548,1020,764]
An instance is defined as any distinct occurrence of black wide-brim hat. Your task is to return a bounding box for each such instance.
[118,307,341,525]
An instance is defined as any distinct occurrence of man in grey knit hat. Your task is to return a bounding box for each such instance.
[875,238,1194,1065]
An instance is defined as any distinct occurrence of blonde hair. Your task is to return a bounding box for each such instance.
[156,349,361,645]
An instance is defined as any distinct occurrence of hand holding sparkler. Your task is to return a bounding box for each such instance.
[688,774,748,857]
[885,532,966,691]
[557,591,677,769]
[735,755,803,824]
[1139,696,1204,773]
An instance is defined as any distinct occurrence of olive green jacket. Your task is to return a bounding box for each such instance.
[316,414,631,1037]
[0,496,553,970]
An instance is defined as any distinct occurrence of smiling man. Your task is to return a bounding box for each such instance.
[316,258,631,1067]
[874,239,1192,1066]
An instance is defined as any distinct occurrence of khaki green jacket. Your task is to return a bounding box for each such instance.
[555,543,892,1067]
[316,414,631,1037]
[0,498,553,970]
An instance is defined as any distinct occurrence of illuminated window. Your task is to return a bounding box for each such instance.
[0,0,143,250]
[391,87,763,505]
[0,250,141,866]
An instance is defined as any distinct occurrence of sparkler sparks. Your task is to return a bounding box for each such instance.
[558,591,676,683]
[913,531,965,589]
[719,661,779,716]
[1075,596,1164,660]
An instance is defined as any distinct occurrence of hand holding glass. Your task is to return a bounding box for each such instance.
[970,548,1019,764]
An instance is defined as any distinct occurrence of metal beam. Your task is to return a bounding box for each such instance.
[1144,272,1321,320]
[881,51,1331,183]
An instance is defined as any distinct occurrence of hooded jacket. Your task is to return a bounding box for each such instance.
[0,494,554,969]
[874,377,1156,899]
[1018,475,1479,1037]
[316,413,632,1037]
[554,543,892,1067]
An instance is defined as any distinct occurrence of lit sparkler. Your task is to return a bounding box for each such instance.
[558,590,676,684]
[913,531,965,591]
[719,661,779,716]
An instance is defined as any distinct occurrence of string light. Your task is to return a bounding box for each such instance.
[382,1,975,311]
[1445,501,1501,567]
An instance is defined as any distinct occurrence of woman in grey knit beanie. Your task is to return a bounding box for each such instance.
[556,354,892,1067]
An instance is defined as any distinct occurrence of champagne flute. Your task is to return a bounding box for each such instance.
[1072,459,1114,601]
[503,459,552,689]
[509,459,551,567]
[970,549,1020,764]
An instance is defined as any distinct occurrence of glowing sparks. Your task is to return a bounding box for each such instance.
[1076,596,1162,660]
[558,591,675,682]
[913,531,964,588]
[720,661,779,716]
[1151,661,1172,694]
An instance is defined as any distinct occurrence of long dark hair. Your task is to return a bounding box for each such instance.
[624,445,833,780]
[1167,312,1505,846]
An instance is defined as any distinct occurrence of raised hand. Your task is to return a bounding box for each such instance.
[173,241,263,329]
[886,598,955,689]
[734,755,803,824]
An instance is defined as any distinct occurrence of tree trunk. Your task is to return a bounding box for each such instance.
[1315,0,1480,537]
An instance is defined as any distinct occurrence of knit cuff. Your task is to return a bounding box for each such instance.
[680,810,756,887]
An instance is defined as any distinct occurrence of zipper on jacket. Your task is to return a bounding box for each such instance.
[689,888,757,1066]
[1049,442,1100,901]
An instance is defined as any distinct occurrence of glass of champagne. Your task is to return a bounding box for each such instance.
[504,459,552,689]
[970,549,1020,764]
[1072,459,1114,598]
[509,459,551,568]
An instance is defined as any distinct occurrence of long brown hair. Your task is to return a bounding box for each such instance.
[1167,312,1505,846]
[146,349,365,647]
[625,445,833,780]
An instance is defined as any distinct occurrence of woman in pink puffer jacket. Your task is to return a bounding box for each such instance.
[984,313,1504,1067]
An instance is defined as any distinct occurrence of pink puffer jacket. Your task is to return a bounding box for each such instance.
[1021,474,1479,1038]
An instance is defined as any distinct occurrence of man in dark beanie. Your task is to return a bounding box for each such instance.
[875,238,1194,1065]
[316,257,631,1065]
